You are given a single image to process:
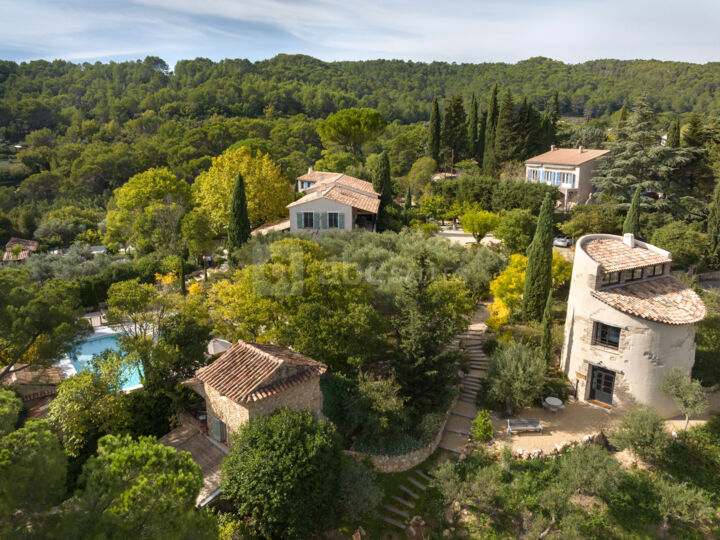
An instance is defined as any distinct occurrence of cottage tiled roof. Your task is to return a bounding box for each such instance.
[1,364,65,386]
[194,341,326,404]
[323,186,381,213]
[591,276,706,325]
[298,170,342,183]
[583,238,671,272]
[526,148,609,166]
[301,172,377,195]
[3,237,39,262]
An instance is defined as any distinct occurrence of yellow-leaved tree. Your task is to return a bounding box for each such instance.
[194,146,292,233]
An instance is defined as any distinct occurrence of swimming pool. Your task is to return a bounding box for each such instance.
[56,327,143,391]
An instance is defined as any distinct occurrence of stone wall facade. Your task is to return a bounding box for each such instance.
[344,396,458,473]
[199,377,324,444]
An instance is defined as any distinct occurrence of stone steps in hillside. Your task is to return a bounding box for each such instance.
[385,504,410,519]
[379,515,405,529]
[415,470,433,482]
[392,495,415,509]
[407,476,427,491]
[399,485,419,499]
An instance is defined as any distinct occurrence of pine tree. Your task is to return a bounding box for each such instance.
[467,93,478,160]
[539,290,553,365]
[483,85,499,172]
[708,180,720,266]
[427,97,441,163]
[440,95,467,168]
[667,117,681,148]
[227,172,251,253]
[623,186,642,237]
[683,113,705,147]
[372,152,393,231]
[404,184,412,210]
[522,194,554,322]
[494,90,518,163]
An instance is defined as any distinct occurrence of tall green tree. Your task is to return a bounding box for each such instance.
[440,95,467,168]
[623,186,642,237]
[477,108,487,166]
[427,97,441,163]
[467,93,479,160]
[522,194,554,321]
[227,171,251,252]
[661,367,708,430]
[486,341,545,416]
[667,117,681,148]
[483,85,499,173]
[708,180,720,266]
[539,290,553,365]
[494,90,518,163]
[683,113,705,147]
[372,152,393,232]
[317,107,385,156]
[404,184,412,210]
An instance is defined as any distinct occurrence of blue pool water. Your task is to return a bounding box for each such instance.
[69,334,143,391]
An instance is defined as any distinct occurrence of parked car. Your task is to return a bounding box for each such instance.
[553,235,572,248]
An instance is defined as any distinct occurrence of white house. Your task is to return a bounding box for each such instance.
[288,171,380,234]
[561,233,706,417]
[524,146,609,210]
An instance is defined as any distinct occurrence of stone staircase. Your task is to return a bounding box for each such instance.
[378,469,431,530]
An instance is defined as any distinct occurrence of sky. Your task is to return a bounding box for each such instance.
[1,0,719,67]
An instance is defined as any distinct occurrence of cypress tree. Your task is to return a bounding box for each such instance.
[227,172,251,253]
[440,95,467,167]
[467,93,478,160]
[404,184,412,210]
[427,97,441,163]
[522,194,554,322]
[494,90,518,163]
[539,290,553,365]
[372,152,393,231]
[708,180,720,266]
[683,113,705,147]
[623,186,642,237]
[477,109,487,166]
[667,116,681,148]
[483,85,499,167]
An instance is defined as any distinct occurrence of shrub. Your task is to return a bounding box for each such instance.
[419,222,439,237]
[661,367,708,430]
[486,341,545,415]
[221,409,342,538]
[609,406,671,461]
[337,457,383,523]
[471,410,494,442]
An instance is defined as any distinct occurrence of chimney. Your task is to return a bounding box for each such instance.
[578,146,585,153]
[308,166,314,174]
[623,233,635,248]
[550,145,557,151]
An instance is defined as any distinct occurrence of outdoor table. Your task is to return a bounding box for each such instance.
[545,396,562,408]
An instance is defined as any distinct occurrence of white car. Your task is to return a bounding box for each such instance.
[553,236,572,248]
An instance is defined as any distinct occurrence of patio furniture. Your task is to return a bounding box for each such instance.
[507,418,542,435]
[544,396,564,413]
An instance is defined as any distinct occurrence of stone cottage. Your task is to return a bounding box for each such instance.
[561,233,706,417]
[188,340,327,444]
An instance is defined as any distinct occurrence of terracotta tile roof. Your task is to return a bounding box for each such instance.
[297,170,342,183]
[1,364,65,386]
[301,172,377,195]
[158,423,226,505]
[591,276,706,325]
[195,341,326,404]
[584,238,671,272]
[3,237,39,263]
[286,185,380,214]
[525,148,609,166]
[323,186,381,213]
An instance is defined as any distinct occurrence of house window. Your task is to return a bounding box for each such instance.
[302,212,314,228]
[328,212,339,228]
[649,264,664,277]
[601,271,620,285]
[624,267,643,282]
[210,416,227,442]
[592,322,621,350]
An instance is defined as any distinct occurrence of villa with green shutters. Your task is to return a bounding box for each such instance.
[287,170,380,233]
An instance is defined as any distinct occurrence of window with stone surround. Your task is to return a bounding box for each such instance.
[211,416,227,442]
[601,271,620,286]
[592,321,621,350]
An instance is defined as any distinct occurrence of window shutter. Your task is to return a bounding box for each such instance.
[313,211,320,228]
[296,212,303,229]
[338,212,345,229]
[321,212,328,229]
[211,417,221,441]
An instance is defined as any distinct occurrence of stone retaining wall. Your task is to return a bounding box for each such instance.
[344,395,459,473]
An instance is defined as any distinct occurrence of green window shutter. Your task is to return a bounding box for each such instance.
[321,212,328,229]
[296,212,303,229]
[338,212,345,230]
[313,211,320,228]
